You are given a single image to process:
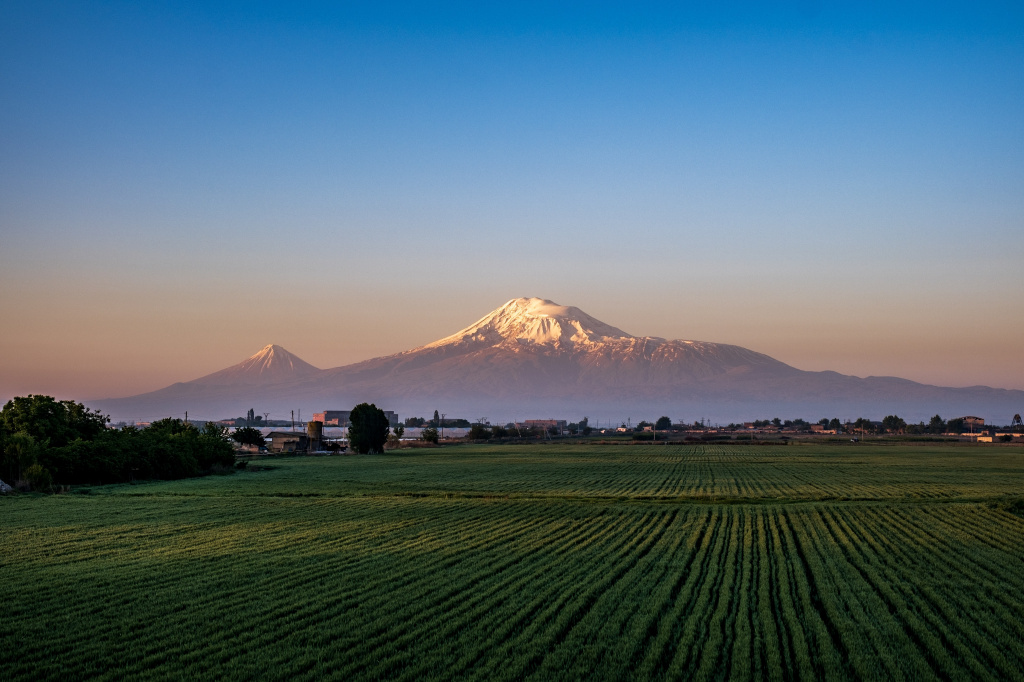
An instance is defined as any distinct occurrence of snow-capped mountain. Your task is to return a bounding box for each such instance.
[422,298,633,350]
[190,344,320,386]
[90,298,1024,423]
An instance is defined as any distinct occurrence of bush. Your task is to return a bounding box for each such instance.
[467,424,492,441]
[23,463,53,492]
[421,427,439,444]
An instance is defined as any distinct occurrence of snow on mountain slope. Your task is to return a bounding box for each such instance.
[401,297,785,379]
[189,344,321,386]
[422,297,633,350]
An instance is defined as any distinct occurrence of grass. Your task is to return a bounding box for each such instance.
[2,444,1024,680]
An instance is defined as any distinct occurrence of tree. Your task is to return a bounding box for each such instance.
[348,403,390,454]
[0,397,236,487]
[946,417,965,434]
[0,395,108,448]
[420,426,439,444]
[655,416,672,431]
[928,415,946,434]
[882,415,907,434]
[853,417,874,434]
[386,424,404,449]
[1,432,40,483]
[828,418,841,431]
[232,427,266,448]
[432,410,440,428]
[203,422,229,440]
[467,424,491,440]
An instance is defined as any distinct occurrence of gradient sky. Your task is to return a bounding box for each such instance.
[2,1,1023,404]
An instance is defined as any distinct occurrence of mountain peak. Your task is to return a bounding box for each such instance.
[422,297,634,351]
[191,344,321,386]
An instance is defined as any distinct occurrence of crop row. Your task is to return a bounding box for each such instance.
[116,444,1024,501]
[4,494,1024,680]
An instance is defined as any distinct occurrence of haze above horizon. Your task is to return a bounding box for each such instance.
[2,2,1022,402]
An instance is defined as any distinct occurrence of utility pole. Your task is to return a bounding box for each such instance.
[441,413,446,440]
[291,410,295,432]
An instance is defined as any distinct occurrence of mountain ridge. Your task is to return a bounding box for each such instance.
[89,298,1024,423]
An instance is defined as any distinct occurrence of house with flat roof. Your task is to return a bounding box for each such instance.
[267,431,308,453]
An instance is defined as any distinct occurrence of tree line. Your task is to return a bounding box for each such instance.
[0,395,235,491]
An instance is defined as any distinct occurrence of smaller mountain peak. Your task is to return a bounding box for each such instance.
[253,343,285,357]
[186,343,321,386]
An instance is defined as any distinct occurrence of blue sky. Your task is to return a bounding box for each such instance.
[1,1,1022,400]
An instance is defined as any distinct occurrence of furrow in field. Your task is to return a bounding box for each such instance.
[891,506,1024,618]
[626,507,726,679]
[354,511,628,679]
[19,502,536,674]
[768,508,816,681]
[471,509,671,675]
[515,509,684,679]
[813,506,955,681]
[692,505,745,679]
[667,507,737,678]
[798,506,906,680]
[916,505,1024,562]
[352,507,659,675]
[755,508,790,682]
[263,510,582,674]
[618,507,714,680]
[175,508,577,678]
[721,507,754,681]
[776,509,852,679]
[851,506,1024,677]
[584,510,700,679]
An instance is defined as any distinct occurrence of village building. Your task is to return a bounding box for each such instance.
[266,431,309,453]
[522,419,567,432]
[312,410,399,427]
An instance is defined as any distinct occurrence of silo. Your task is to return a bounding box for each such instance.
[307,420,323,451]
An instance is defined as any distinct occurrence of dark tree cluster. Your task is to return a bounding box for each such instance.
[232,427,266,448]
[406,413,472,429]
[348,403,390,454]
[0,395,235,490]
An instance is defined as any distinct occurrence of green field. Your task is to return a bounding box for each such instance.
[3,444,1024,680]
